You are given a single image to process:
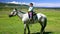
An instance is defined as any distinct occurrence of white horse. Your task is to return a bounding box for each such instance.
[9,9,47,34]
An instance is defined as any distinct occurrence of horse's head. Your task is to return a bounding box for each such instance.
[9,8,17,17]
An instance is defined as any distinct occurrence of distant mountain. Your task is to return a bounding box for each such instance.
[0,2,28,7]
[0,2,20,6]
[0,2,29,9]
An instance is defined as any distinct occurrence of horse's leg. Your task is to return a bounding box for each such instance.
[39,18,47,34]
[24,24,26,34]
[26,24,30,34]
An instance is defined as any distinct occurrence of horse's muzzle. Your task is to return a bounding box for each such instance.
[9,15,13,17]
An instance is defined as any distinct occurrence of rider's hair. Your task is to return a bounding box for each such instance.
[30,3,33,6]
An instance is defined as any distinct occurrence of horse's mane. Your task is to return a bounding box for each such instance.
[19,11,26,14]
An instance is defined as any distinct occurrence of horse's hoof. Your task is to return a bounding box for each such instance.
[24,33,26,34]
[28,32,30,34]
[24,32,26,34]
[40,32,43,34]
[28,33,30,34]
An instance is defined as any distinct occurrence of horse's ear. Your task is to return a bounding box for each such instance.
[13,8,18,11]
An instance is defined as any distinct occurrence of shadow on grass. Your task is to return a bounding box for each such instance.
[31,32,52,34]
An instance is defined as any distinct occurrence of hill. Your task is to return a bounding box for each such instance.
[0,2,29,9]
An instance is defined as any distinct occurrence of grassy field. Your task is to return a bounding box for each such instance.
[0,7,60,34]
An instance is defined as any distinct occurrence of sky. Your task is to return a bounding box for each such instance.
[0,0,60,7]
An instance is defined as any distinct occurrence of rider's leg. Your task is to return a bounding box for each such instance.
[29,12,32,20]
[28,12,30,18]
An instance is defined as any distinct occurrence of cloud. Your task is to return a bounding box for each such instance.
[36,3,60,7]
[7,1,60,7]
[22,2,60,7]
[7,1,21,4]
[7,1,28,5]
[31,2,60,7]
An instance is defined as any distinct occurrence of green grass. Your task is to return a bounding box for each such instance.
[0,8,60,34]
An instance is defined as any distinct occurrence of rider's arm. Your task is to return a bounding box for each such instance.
[28,7,33,11]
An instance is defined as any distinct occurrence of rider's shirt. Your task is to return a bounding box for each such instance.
[28,6,34,12]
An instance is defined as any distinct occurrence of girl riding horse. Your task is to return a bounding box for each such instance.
[28,3,35,20]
